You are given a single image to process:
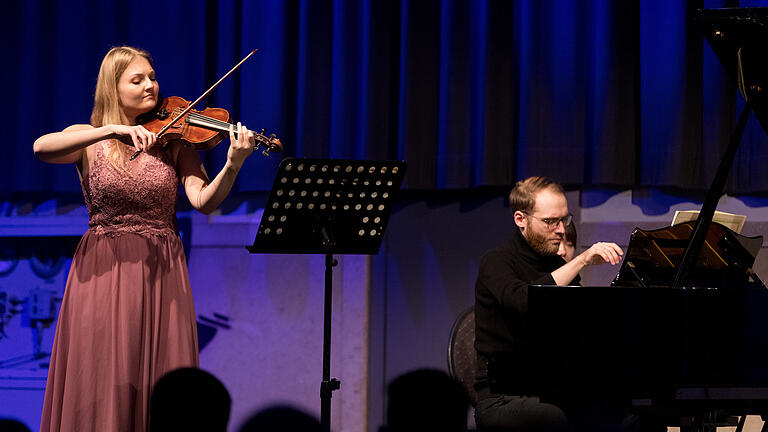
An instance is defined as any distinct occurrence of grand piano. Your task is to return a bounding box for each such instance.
[488,7,768,430]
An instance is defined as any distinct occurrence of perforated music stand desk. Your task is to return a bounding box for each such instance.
[247,157,407,431]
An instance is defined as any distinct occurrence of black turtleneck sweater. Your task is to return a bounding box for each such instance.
[474,225,579,393]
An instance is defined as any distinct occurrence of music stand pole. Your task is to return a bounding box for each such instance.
[320,227,340,429]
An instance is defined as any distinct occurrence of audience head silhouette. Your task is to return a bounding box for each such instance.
[0,418,32,432]
[238,405,323,432]
[150,367,231,432]
[385,368,469,432]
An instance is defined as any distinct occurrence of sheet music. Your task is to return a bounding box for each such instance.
[672,210,746,234]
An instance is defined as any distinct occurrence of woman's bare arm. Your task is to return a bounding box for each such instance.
[177,122,256,215]
[33,124,158,164]
[33,124,106,164]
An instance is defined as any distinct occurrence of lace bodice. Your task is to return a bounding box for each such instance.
[81,142,179,236]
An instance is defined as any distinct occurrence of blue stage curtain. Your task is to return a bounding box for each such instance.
[4,0,768,193]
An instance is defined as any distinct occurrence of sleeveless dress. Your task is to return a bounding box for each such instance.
[40,141,199,432]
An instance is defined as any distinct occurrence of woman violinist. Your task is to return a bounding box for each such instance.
[33,46,260,431]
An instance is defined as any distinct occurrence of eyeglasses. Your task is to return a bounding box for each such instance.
[524,212,573,230]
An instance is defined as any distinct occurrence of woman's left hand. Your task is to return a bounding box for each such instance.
[227,122,256,168]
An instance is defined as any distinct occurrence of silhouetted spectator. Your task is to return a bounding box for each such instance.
[384,368,469,432]
[149,367,231,432]
[238,405,323,432]
[0,418,32,432]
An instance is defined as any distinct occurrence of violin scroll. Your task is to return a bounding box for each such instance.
[254,129,283,156]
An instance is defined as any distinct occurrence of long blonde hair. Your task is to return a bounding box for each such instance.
[90,46,154,169]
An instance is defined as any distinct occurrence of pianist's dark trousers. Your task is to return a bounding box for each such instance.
[475,393,666,432]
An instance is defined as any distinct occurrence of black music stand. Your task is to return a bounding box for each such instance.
[247,157,407,431]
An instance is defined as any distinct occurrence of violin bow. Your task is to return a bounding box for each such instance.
[130,49,258,160]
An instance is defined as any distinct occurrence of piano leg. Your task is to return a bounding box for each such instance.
[678,411,742,432]
[736,414,746,432]
[736,414,747,432]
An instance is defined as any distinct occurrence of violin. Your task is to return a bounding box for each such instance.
[137,95,282,154]
[130,49,282,160]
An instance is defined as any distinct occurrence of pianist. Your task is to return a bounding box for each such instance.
[474,176,657,431]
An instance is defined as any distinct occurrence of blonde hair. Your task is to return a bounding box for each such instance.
[508,176,564,214]
[90,46,154,169]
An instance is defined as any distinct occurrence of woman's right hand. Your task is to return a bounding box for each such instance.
[110,124,157,152]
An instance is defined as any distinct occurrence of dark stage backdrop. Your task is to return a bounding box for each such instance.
[4,0,768,194]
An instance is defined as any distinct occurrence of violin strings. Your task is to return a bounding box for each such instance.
[188,112,232,128]
[186,112,235,131]
[161,107,246,134]
[188,118,231,132]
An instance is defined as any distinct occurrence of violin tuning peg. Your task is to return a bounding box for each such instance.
[262,149,270,157]
[260,128,266,135]
[269,133,276,138]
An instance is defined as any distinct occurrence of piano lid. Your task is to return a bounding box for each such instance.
[698,7,768,134]
[632,8,768,287]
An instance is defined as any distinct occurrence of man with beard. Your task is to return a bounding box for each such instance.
[474,176,640,432]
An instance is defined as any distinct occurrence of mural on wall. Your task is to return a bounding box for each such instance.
[0,239,72,376]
